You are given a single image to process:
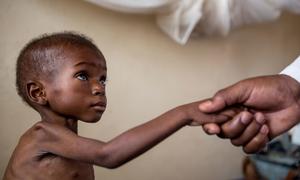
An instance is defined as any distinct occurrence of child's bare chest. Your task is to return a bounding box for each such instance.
[5,153,95,180]
[38,154,95,180]
[4,124,96,180]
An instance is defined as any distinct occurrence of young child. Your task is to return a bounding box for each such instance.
[3,32,266,180]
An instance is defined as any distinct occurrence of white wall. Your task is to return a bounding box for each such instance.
[1,0,300,179]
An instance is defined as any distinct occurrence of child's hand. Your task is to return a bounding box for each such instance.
[179,101,236,126]
[203,111,269,154]
[179,101,269,153]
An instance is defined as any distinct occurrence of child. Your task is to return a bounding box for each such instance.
[4,32,266,180]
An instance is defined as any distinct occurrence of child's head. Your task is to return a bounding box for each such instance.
[16,32,107,122]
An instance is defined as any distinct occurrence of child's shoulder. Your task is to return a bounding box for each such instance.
[20,121,54,141]
[10,121,67,163]
[12,122,48,153]
[6,122,51,169]
[16,121,64,153]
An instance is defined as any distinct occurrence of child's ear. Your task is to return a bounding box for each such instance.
[26,80,48,105]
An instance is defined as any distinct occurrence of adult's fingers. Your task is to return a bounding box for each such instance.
[202,123,221,135]
[243,125,269,154]
[231,112,265,146]
[220,111,253,139]
[202,108,244,135]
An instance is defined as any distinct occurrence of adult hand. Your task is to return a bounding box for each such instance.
[212,110,269,153]
[199,75,300,151]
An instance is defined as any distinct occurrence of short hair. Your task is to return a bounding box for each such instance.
[16,31,103,107]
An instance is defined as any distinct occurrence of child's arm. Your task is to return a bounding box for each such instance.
[33,101,229,168]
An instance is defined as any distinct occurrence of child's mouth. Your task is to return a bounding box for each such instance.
[91,102,106,112]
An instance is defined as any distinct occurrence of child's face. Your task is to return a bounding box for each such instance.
[45,46,107,123]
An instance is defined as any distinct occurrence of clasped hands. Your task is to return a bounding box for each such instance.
[196,75,300,153]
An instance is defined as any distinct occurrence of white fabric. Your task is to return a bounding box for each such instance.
[280,55,300,145]
[291,125,300,145]
[156,0,286,43]
[193,0,300,40]
[85,0,300,44]
[156,0,204,44]
[84,0,173,14]
[280,56,300,83]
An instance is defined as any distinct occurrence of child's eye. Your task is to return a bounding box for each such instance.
[99,76,107,86]
[99,80,107,86]
[76,73,88,81]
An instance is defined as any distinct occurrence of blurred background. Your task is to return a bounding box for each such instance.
[0,0,300,179]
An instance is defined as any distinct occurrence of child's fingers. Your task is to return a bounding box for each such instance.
[230,113,266,146]
[201,107,245,136]
[197,113,229,124]
[202,123,221,135]
[197,106,243,125]
[242,125,269,154]
[219,111,253,139]
[218,108,241,118]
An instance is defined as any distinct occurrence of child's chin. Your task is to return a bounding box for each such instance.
[81,119,101,123]
[81,115,102,123]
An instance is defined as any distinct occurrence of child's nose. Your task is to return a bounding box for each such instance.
[92,81,105,96]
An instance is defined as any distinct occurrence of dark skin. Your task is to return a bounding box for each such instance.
[200,75,300,153]
[4,46,265,180]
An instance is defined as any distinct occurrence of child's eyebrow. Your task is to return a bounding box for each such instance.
[74,61,107,70]
[74,61,95,67]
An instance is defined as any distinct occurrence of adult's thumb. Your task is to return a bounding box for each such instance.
[198,96,226,113]
[199,81,248,113]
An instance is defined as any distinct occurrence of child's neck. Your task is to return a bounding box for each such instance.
[39,108,78,134]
